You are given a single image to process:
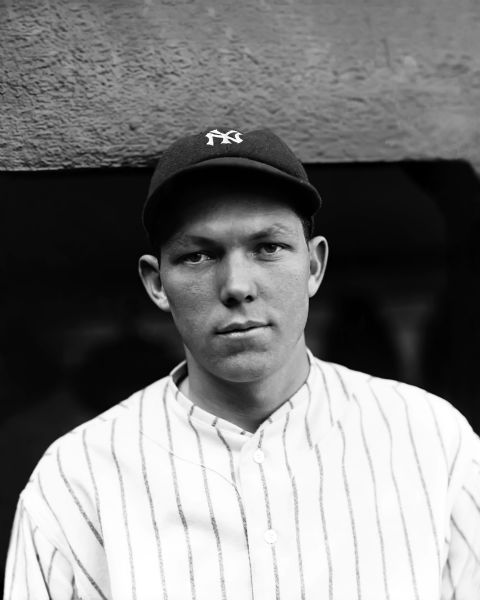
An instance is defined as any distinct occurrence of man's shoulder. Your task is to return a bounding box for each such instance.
[314,357,476,467]
[315,358,472,441]
[25,376,170,492]
[17,375,172,550]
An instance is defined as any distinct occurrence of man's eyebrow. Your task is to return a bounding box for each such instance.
[166,234,216,249]
[248,223,295,239]
[167,223,296,250]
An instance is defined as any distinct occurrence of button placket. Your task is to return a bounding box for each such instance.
[237,429,283,598]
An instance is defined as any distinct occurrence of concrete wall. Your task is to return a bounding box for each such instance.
[1,0,480,171]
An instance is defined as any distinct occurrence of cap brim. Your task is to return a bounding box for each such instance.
[143,156,321,237]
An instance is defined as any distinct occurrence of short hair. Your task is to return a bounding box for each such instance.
[148,169,315,256]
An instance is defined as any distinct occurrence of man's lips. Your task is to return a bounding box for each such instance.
[216,320,269,334]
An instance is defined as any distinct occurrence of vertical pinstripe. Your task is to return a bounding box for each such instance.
[304,382,313,449]
[32,527,49,594]
[449,425,462,485]
[213,421,254,596]
[451,517,480,565]
[38,476,109,600]
[188,406,228,600]
[463,485,480,514]
[69,539,106,597]
[212,419,239,485]
[110,419,137,600]
[338,422,362,600]
[257,429,281,600]
[23,512,30,600]
[332,365,350,402]
[313,445,333,600]
[425,394,449,476]
[138,390,168,600]
[82,429,103,536]
[353,395,390,600]
[446,559,456,600]
[162,387,197,600]
[47,548,57,587]
[369,383,420,600]
[281,413,306,600]
[318,365,334,426]
[7,502,22,600]
[57,448,103,547]
[65,547,106,599]
[395,387,441,574]
[23,557,30,599]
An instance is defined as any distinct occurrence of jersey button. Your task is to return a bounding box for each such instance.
[264,529,277,544]
[253,449,265,464]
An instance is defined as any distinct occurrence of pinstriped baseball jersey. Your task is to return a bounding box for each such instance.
[4,352,480,599]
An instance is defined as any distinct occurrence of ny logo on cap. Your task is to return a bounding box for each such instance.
[205,129,243,146]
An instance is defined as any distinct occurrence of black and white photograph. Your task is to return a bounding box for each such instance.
[1,1,480,598]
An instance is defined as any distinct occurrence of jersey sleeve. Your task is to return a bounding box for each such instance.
[3,497,75,600]
[441,432,480,599]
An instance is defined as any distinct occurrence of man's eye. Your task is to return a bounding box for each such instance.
[257,243,284,255]
[182,252,211,264]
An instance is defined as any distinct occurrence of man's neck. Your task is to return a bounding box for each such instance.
[179,341,310,433]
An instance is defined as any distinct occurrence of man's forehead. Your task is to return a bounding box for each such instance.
[167,217,300,248]
[175,217,297,240]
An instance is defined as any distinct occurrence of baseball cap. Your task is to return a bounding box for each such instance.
[142,127,322,240]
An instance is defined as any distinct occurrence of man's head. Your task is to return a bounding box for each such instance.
[139,128,328,383]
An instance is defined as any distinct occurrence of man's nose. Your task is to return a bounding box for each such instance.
[218,252,256,307]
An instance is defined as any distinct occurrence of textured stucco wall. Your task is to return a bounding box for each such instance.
[1,0,480,171]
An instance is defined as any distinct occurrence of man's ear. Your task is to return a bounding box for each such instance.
[138,254,171,312]
[307,236,328,298]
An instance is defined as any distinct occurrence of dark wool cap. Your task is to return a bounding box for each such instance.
[142,127,322,240]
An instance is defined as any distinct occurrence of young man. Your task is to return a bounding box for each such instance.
[5,128,480,599]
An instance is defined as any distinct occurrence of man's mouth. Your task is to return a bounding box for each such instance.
[217,320,268,335]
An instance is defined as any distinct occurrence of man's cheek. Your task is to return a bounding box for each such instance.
[170,303,208,337]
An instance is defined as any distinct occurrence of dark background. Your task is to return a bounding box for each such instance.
[1,161,480,574]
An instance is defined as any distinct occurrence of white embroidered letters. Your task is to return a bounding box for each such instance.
[205,129,243,146]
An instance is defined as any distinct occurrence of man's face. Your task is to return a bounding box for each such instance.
[141,184,327,383]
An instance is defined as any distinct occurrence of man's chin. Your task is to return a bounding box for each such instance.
[209,349,276,383]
